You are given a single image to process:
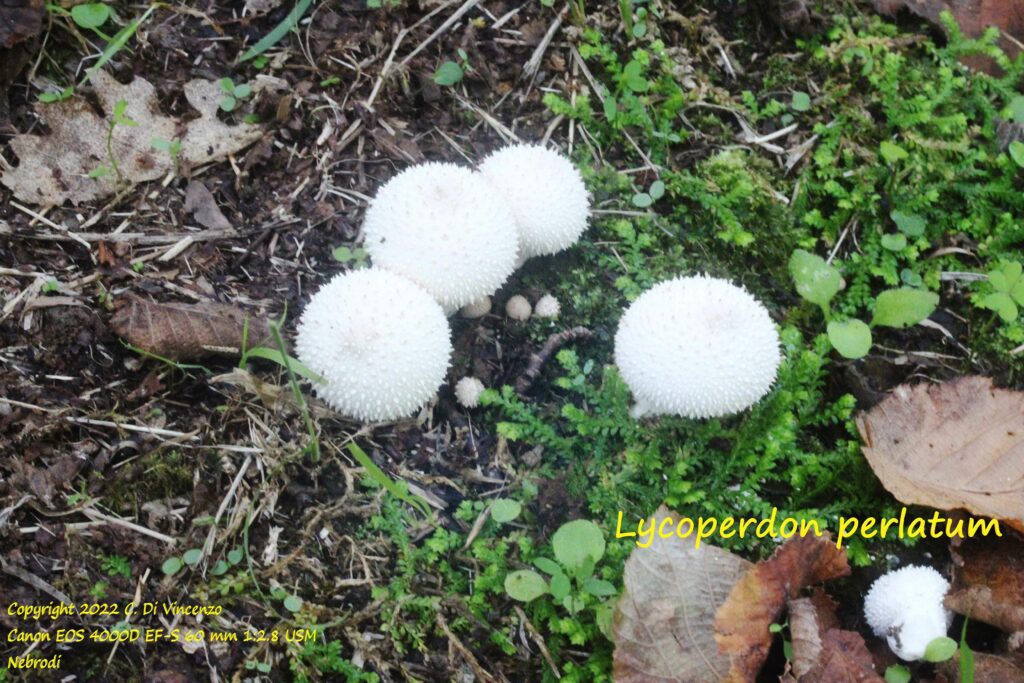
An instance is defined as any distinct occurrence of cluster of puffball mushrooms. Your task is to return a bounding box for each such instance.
[296,146,956,662]
[296,144,785,423]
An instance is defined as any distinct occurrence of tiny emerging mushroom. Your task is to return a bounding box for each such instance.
[454,376,486,408]
[614,275,781,419]
[533,294,560,319]
[506,295,532,321]
[295,268,452,422]
[864,565,952,661]
[363,162,520,312]
[460,296,492,319]
[478,144,589,263]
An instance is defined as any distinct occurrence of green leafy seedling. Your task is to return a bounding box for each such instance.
[827,319,872,359]
[884,665,911,683]
[219,78,253,112]
[490,499,522,524]
[980,261,1024,322]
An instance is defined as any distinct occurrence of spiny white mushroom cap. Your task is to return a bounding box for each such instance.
[864,565,952,661]
[478,144,589,260]
[534,294,560,318]
[363,162,519,311]
[455,376,486,408]
[295,268,452,422]
[614,275,781,418]
[461,296,492,319]
[506,295,532,321]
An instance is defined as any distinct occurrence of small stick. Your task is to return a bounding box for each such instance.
[515,326,593,395]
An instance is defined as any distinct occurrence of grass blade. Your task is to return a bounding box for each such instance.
[239,0,315,62]
[347,443,432,518]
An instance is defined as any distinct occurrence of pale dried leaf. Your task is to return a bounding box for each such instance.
[184,180,232,230]
[1,72,263,205]
[110,296,271,360]
[612,506,753,682]
[856,376,1024,531]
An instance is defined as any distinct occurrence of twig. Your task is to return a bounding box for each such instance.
[436,611,499,683]
[515,326,593,395]
[514,606,561,679]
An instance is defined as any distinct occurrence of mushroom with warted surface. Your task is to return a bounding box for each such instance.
[295,268,452,422]
[614,275,781,418]
[864,565,953,661]
[478,144,589,263]
[363,162,520,312]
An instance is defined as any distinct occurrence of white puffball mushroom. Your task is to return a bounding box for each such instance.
[506,295,532,321]
[455,376,486,408]
[614,275,781,418]
[363,162,519,311]
[295,268,452,422]
[460,296,492,319]
[533,294,560,319]
[478,144,589,261]
[864,565,953,661]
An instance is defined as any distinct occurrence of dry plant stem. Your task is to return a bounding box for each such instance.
[513,606,561,679]
[514,326,593,395]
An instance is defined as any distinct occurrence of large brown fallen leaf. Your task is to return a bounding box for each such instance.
[856,376,1024,532]
[714,534,850,680]
[939,651,1024,682]
[612,508,849,682]
[1,71,263,205]
[785,596,883,683]
[873,0,1023,73]
[110,296,271,360]
[945,527,1024,633]
[612,507,753,682]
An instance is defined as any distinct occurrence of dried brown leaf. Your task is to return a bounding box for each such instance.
[0,0,43,48]
[873,0,1023,73]
[110,296,270,360]
[184,181,232,230]
[856,376,1024,532]
[946,528,1024,633]
[939,651,1024,683]
[714,535,851,680]
[1,72,264,206]
[612,506,753,682]
[788,597,884,682]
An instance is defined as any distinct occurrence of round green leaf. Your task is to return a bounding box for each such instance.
[210,560,229,576]
[648,180,665,200]
[433,61,464,86]
[220,96,237,112]
[632,22,647,38]
[283,594,303,612]
[533,557,561,575]
[552,519,605,570]
[490,499,522,523]
[227,548,244,565]
[71,3,111,29]
[871,288,939,328]
[603,95,617,121]
[233,83,252,99]
[880,140,908,163]
[504,570,547,602]
[583,578,617,597]
[161,557,183,576]
[922,636,958,663]
[880,233,907,251]
[827,319,872,359]
[1010,141,1024,168]
[632,192,653,208]
[981,292,1017,322]
[791,91,811,112]
[884,665,911,683]
[788,249,841,309]
[182,548,203,566]
[890,210,926,237]
[549,571,571,601]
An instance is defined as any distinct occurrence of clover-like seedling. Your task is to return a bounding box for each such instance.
[979,261,1024,323]
[789,249,938,359]
[219,77,253,112]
